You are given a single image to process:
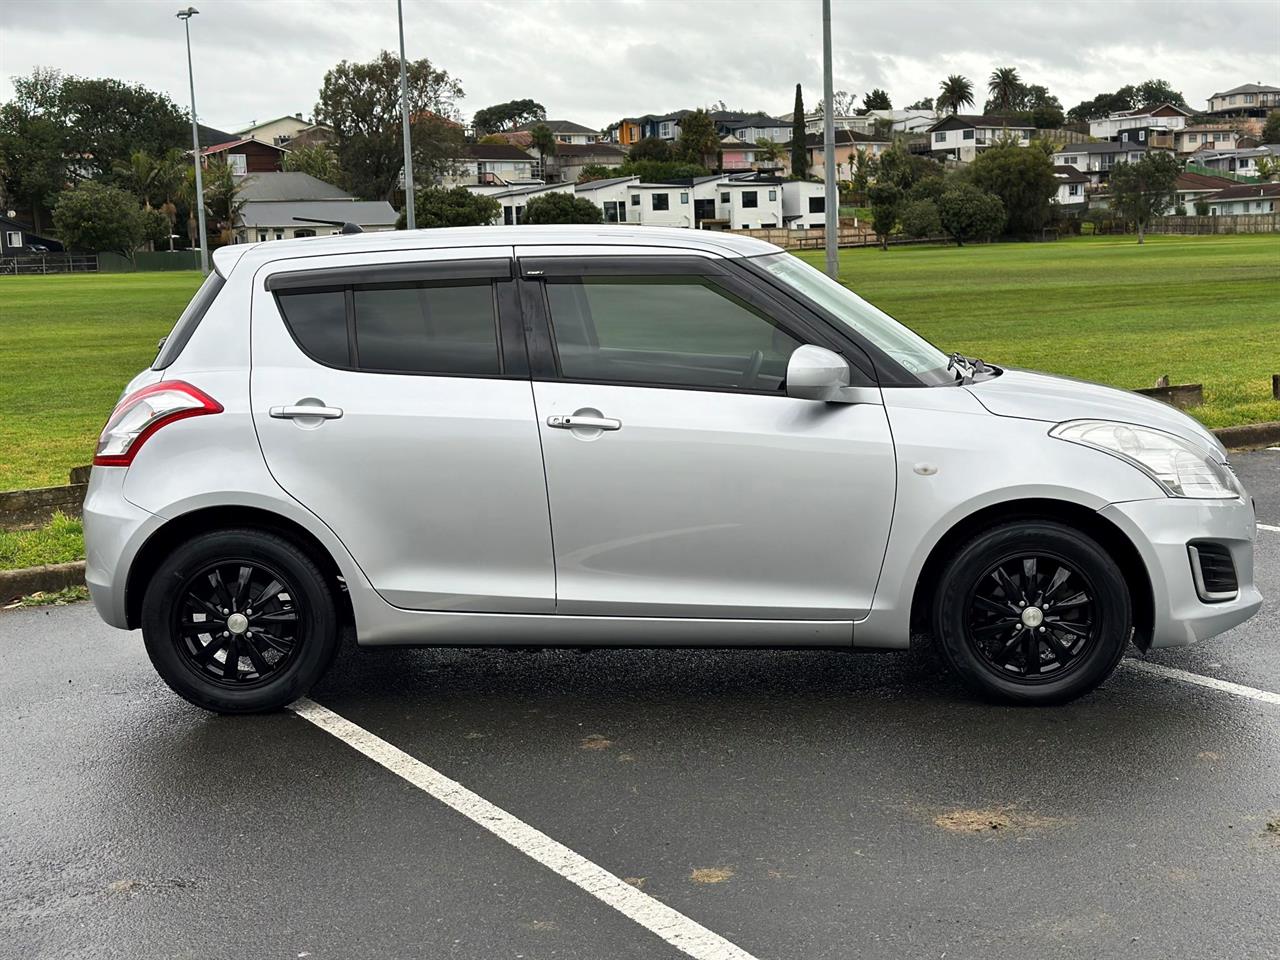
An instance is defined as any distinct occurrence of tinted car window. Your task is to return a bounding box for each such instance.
[354,283,499,375]
[544,277,800,392]
[276,289,349,366]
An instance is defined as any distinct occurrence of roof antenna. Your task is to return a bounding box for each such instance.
[292,216,363,234]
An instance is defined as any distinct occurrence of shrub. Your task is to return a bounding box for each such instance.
[900,199,942,238]
[398,186,500,229]
[937,184,1006,245]
[520,192,603,224]
[52,181,144,256]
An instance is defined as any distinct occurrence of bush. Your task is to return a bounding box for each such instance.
[52,181,144,256]
[900,199,941,238]
[867,182,903,250]
[937,184,1006,245]
[138,206,171,248]
[398,186,500,229]
[628,137,673,163]
[520,192,603,224]
[970,141,1057,237]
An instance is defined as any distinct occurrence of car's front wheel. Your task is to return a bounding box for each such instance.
[141,529,340,713]
[933,521,1131,705]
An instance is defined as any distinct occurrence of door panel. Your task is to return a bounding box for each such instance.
[532,380,895,619]
[250,252,554,613]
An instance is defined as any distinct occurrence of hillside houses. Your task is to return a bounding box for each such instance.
[926,115,1034,162]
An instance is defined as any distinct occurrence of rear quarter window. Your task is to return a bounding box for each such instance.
[153,272,225,369]
[275,289,350,366]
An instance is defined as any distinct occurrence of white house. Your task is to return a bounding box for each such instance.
[780,180,828,229]
[1173,126,1242,155]
[1088,103,1192,140]
[624,177,726,228]
[573,176,641,222]
[1050,165,1089,210]
[485,182,575,225]
[236,114,334,148]
[440,144,539,187]
[1192,146,1280,175]
[714,177,786,229]
[1051,142,1149,181]
[1204,182,1280,215]
[1206,83,1280,118]
[926,115,1034,162]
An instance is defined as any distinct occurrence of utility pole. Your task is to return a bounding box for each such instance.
[177,7,208,275]
[397,0,417,229]
[821,0,838,279]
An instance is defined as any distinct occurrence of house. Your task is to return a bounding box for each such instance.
[486,182,575,225]
[715,112,792,144]
[0,213,63,254]
[1088,102,1192,140]
[201,137,288,175]
[623,176,725,227]
[234,171,349,201]
[573,175,641,222]
[926,115,1034,162]
[1051,142,1149,181]
[1050,165,1089,210]
[441,143,539,187]
[1206,83,1280,119]
[1192,145,1280,176]
[607,118,645,146]
[1174,171,1240,209]
[790,130,893,180]
[236,114,334,148]
[539,142,627,183]
[229,172,397,242]
[511,119,599,144]
[1204,182,1280,215]
[1174,126,1243,154]
[720,136,761,171]
[779,179,829,228]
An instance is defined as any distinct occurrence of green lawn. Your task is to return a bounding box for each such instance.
[0,512,84,570]
[0,233,1277,491]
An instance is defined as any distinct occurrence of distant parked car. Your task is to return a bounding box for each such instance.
[83,226,1261,713]
[22,244,50,253]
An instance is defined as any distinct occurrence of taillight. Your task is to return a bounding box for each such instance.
[93,381,222,466]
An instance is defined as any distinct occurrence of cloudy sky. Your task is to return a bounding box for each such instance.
[3,0,1278,131]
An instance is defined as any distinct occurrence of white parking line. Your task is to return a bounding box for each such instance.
[289,698,760,960]
[1124,660,1280,706]
[1258,523,1280,534]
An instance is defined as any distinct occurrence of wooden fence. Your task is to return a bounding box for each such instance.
[728,225,878,249]
[1147,214,1280,235]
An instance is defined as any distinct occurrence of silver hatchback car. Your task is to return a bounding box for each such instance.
[84,226,1261,712]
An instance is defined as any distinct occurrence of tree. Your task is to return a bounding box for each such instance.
[987,67,1023,115]
[875,141,943,191]
[528,123,557,177]
[906,96,934,111]
[0,68,72,232]
[112,150,163,209]
[937,75,974,115]
[1133,79,1187,109]
[137,206,171,250]
[863,88,892,110]
[851,147,877,203]
[1255,155,1280,182]
[472,98,545,135]
[791,84,809,178]
[1067,86,1135,124]
[867,182,903,250]
[52,180,143,256]
[676,108,719,167]
[1023,85,1065,128]
[936,183,1005,245]
[970,140,1057,236]
[315,51,464,202]
[397,186,500,228]
[1262,111,1280,144]
[283,144,342,185]
[576,164,615,183]
[202,159,247,246]
[1109,150,1179,243]
[520,192,603,224]
[629,136,673,163]
[153,148,186,251]
[618,159,708,182]
[58,76,188,182]
[900,198,941,238]
[754,137,784,164]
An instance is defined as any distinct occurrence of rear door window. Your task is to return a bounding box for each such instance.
[353,283,499,375]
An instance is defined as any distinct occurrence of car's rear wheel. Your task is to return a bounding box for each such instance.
[141,529,340,714]
[933,521,1131,704]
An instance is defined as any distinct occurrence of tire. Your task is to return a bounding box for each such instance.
[141,528,340,714]
[933,521,1131,705]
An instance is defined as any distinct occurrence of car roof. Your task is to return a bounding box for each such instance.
[212,225,783,277]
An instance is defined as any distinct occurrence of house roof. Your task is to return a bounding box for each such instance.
[1203,182,1280,202]
[796,129,890,147]
[1175,171,1238,191]
[466,143,537,161]
[550,142,627,158]
[1114,102,1193,118]
[233,172,352,201]
[239,199,398,229]
[1209,83,1280,98]
[718,113,788,130]
[487,183,570,200]
[1052,165,1090,182]
[202,137,289,156]
[513,119,599,135]
[573,175,640,192]
[1053,141,1147,155]
[236,115,333,136]
[197,123,238,148]
[926,114,1035,132]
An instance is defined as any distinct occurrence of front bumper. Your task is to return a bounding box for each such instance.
[83,467,162,629]
[1100,496,1263,649]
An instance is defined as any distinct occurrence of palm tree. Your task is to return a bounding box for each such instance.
[202,158,247,246]
[115,150,161,209]
[937,75,975,115]
[154,148,186,251]
[529,123,557,183]
[988,67,1022,114]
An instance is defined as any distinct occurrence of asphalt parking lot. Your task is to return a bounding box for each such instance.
[3,449,1278,960]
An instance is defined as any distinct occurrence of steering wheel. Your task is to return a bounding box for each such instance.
[740,349,765,390]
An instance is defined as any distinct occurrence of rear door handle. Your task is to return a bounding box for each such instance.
[270,404,343,420]
[547,414,621,431]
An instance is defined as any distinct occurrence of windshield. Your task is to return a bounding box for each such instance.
[753,253,954,384]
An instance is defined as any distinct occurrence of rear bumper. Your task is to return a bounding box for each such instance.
[1100,496,1263,649]
[83,467,162,629]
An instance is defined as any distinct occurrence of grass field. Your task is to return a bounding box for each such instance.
[0,233,1277,491]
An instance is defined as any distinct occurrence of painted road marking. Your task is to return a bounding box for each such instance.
[289,698,760,960]
[1258,523,1280,533]
[1125,660,1280,707]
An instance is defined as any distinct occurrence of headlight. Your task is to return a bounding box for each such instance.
[1050,420,1239,499]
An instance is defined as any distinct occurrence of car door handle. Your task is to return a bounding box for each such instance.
[547,414,621,431]
[270,404,344,420]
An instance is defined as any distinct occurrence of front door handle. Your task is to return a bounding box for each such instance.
[270,404,344,420]
[547,414,621,431]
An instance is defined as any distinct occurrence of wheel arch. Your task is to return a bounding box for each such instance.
[909,498,1155,651]
[125,504,354,631]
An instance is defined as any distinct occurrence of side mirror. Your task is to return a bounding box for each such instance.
[786,345,854,402]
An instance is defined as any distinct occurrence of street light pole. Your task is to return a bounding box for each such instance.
[397,0,417,230]
[176,7,209,276]
[821,0,838,279]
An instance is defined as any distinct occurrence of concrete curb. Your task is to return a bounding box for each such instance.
[0,561,86,602]
[1214,421,1280,450]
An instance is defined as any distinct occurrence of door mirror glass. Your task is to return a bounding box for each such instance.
[786,345,852,401]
